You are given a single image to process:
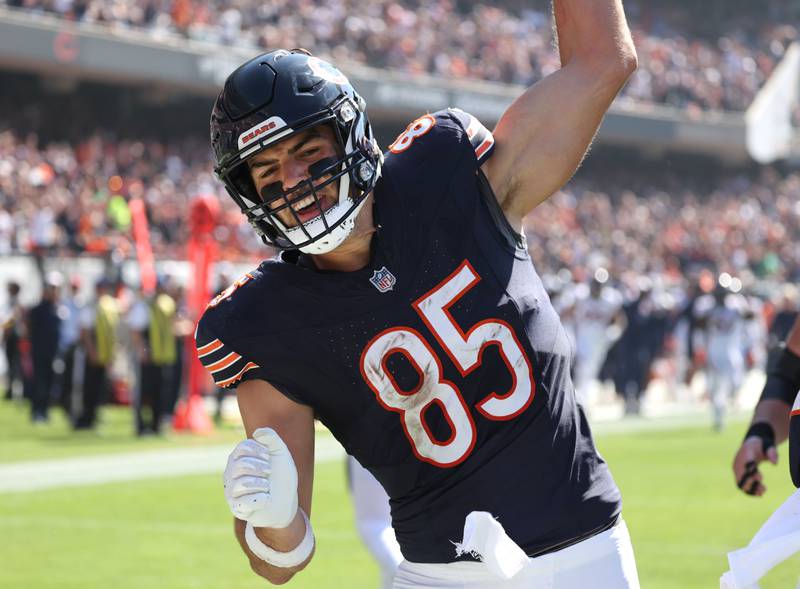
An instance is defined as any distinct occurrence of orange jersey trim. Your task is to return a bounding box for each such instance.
[218,362,260,387]
[475,137,494,160]
[197,338,224,358]
[207,351,242,374]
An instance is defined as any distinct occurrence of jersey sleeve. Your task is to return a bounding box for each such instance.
[194,316,265,389]
[790,391,800,487]
[445,108,496,166]
[385,108,495,172]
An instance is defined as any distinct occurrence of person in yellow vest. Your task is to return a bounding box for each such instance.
[75,278,119,430]
[128,276,177,436]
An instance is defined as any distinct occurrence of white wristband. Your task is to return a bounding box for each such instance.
[245,510,315,568]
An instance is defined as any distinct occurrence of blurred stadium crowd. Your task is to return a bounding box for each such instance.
[2,0,797,112]
[3,248,797,432]
[528,163,800,286]
[0,130,256,262]
[3,109,800,286]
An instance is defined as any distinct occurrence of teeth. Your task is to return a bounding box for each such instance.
[292,195,316,212]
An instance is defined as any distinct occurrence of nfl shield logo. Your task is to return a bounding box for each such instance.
[369,266,396,293]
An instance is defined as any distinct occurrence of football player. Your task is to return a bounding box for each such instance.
[198,1,639,586]
[694,282,751,431]
[573,270,623,407]
[733,313,800,496]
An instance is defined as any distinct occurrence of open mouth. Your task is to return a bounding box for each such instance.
[288,192,336,225]
[292,194,318,214]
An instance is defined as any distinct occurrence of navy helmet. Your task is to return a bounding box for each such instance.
[211,49,382,254]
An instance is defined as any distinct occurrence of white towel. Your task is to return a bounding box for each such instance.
[453,511,529,580]
[720,488,800,589]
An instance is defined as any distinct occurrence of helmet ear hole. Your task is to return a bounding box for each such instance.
[229,165,260,205]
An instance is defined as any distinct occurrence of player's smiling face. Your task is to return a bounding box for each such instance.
[248,125,341,228]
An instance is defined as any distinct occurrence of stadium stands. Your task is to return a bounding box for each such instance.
[526,159,800,288]
[2,0,796,112]
[0,1,797,291]
[0,126,262,261]
[2,92,799,295]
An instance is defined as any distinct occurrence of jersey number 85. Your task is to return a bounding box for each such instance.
[360,260,535,467]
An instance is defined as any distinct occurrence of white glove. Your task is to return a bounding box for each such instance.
[223,427,299,529]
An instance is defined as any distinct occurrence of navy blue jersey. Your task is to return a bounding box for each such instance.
[197,109,621,563]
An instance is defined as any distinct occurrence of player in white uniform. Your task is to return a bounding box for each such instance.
[695,285,750,430]
[573,271,623,406]
[742,293,767,376]
[554,279,578,359]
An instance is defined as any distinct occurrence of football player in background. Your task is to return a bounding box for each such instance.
[197,1,639,586]
[733,313,800,496]
[694,281,751,431]
[724,313,800,588]
[573,269,623,407]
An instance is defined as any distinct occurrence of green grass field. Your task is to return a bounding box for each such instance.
[0,399,244,463]
[1,399,799,588]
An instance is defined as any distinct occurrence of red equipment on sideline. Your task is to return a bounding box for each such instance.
[129,198,156,295]
[173,195,219,434]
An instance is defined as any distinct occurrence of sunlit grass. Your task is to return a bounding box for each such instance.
[2,399,798,588]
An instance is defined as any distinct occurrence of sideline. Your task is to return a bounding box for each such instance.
[0,435,345,494]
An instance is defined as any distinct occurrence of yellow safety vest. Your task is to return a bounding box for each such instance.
[148,293,176,366]
[95,294,119,366]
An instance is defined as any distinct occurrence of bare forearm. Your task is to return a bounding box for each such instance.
[234,510,313,584]
[752,315,800,444]
[751,400,792,445]
[553,0,636,69]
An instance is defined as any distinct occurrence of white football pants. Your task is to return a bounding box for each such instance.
[348,455,403,589]
[392,519,640,589]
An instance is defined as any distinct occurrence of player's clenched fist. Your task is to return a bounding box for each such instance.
[733,424,778,496]
[224,427,299,528]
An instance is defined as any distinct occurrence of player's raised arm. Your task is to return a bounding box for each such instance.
[483,0,637,228]
[226,378,316,584]
[732,314,800,496]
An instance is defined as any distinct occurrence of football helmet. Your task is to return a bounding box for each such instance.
[211,49,382,254]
